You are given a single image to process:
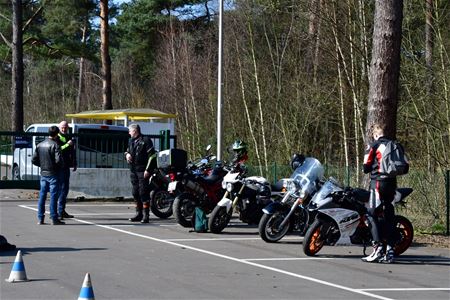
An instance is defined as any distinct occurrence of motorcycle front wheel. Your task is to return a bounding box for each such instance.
[303,219,327,256]
[258,212,290,243]
[150,188,174,219]
[208,206,232,233]
[393,215,414,256]
[173,193,197,227]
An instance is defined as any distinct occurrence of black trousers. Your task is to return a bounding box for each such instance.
[130,171,150,204]
[368,179,397,245]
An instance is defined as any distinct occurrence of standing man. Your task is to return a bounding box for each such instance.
[362,124,399,263]
[125,124,155,223]
[57,121,77,220]
[32,126,64,225]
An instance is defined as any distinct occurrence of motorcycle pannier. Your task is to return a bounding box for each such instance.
[157,149,188,170]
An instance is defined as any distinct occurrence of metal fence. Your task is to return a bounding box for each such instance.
[0,131,176,189]
[247,163,449,235]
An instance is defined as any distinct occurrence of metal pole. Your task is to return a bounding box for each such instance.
[216,0,223,161]
[446,170,449,236]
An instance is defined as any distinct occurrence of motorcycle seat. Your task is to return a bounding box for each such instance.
[198,174,221,185]
[352,188,370,203]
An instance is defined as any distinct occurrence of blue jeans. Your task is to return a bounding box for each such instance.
[58,168,70,216]
[38,175,60,221]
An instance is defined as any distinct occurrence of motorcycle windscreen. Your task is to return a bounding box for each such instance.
[310,179,344,206]
[290,157,325,196]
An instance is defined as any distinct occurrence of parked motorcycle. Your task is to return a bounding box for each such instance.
[150,146,214,221]
[208,171,277,233]
[172,160,232,227]
[258,157,324,242]
[148,168,174,219]
[302,177,414,257]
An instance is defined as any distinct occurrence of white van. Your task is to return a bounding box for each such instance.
[12,123,129,180]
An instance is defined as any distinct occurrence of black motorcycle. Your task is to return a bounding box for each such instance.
[258,157,324,242]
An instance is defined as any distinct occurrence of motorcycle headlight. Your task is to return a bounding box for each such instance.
[222,181,227,189]
[286,181,298,194]
[297,190,306,199]
[226,182,234,192]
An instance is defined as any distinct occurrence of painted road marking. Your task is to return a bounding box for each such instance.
[19,204,450,299]
[19,204,394,300]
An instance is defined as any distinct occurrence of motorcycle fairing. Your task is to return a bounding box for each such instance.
[319,208,360,244]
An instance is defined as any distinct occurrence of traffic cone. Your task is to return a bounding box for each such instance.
[5,250,28,282]
[78,273,95,300]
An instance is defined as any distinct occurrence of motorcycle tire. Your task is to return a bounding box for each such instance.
[393,215,414,256]
[208,206,232,234]
[150,188,174,219]
[258,212,290,243]
[303,219,327,256]
[173,193,197,227]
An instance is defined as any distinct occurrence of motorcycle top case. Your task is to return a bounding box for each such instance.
[157,149,188,170]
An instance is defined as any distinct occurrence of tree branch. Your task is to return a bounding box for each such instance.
[0,31,11,48]
[0,12,11,22]
[22,6,43,33]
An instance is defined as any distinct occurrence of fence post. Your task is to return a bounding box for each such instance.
[346,166,350,186]
[446,170,449,236]
[273,162,277,184]
[159,130,170,151]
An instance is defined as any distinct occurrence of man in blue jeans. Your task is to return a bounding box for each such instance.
[32,126,64,225]
[57,121,77,220]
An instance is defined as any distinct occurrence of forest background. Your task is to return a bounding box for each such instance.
[0,0,449,235]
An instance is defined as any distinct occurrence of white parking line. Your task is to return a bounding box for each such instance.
[358,288,450,292]
[165,237,301,242]
[19,204,394,300]
[244,257,334,261]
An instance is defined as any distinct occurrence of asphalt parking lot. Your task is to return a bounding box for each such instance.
[1,193,449,300]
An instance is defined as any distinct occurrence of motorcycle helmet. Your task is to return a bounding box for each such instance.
[231,140,248,162]
[290,153,305,170]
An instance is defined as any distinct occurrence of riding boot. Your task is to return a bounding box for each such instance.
[141,205,150,223]
[129,203,143,222]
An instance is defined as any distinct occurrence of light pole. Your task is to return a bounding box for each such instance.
[216,0,224,161]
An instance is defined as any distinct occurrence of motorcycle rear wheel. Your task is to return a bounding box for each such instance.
[258,212,290,243]
[208,206,232,233]
[173,193,196,227]
[303,219,326,256]
[393,215,414,256]
[150,188,174,219]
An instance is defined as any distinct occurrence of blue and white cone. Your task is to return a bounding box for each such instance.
[6,250,28,282]
[78,273,95,300]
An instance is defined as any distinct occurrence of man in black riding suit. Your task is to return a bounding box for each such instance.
[125,124,156,223]
[362,124,398,263]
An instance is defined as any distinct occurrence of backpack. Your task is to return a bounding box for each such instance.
[379,140,409,177]
[193,207,208,233]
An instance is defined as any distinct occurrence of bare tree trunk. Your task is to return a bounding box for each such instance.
[11,0,23,132]
[332,1,349,169]
[76,23,88,112]
[365,0,403,141]
[100,0,112,113]
[425,0,434,95]
[305,0,321,82]
[233,34,263,174]
[358,0,370,81]
[248,22,268,173]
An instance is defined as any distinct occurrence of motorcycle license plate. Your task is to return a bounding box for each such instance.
[168,181,178,192]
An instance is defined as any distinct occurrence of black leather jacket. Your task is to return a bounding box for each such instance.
[32,137,62,176]
[126,135,154,172]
